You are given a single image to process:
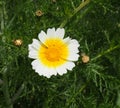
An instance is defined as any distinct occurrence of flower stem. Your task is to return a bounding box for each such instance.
[0,1,5,35]
[11,83,24,103]
[59,0,91,28]
[2,67,13,108]
[0,79,3,85]
[91,45,120,61]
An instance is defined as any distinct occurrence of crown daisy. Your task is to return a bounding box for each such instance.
[28,28,80,78]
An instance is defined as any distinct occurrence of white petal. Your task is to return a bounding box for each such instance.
[56,66,67,76]
[31,59,57,78]
[28,44,33,51]
[28,39,41,59]
[28,44,38,52]
[48,68,57,76]
[30,39,40,50]
[63,37,71,44]
[67,53,79,61]
[38,30,47,43]
[32,60,50,77]
[66,39,80,61]
[28,50,38,59]
[31,60,39,70]
[55,28,65,39]
[69,39,80,48]
[47,28,56,38]
[63,61,75,71]
[68,43,79,53]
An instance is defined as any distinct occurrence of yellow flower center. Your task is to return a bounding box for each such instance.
[38,38,68,67]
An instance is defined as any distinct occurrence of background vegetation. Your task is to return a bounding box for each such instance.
[0,0,120,108]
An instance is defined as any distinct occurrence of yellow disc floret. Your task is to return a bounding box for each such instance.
[38,38,68,67]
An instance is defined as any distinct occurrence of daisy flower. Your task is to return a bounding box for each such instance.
[28,28,80,78]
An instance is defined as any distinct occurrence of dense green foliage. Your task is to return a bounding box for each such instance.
[0,0,120,108]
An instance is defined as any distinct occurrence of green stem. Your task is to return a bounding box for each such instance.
[0,79,3,85]
[2,67,13,108]
[12,83,24,103]
[59,0,91,28]
[6,15,16,29]
[91,45,120,61]
[0,2,4,34]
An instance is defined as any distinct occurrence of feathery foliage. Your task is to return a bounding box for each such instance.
[0,0,120,107]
